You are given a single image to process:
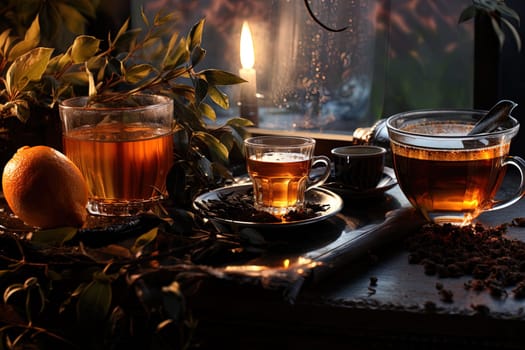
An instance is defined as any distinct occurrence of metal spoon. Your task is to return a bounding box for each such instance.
[467,100,518,135]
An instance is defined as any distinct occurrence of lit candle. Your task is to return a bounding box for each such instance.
[239,21,258,126]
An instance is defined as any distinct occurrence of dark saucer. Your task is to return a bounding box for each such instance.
[322,166,397,200]
[193,183,343,229]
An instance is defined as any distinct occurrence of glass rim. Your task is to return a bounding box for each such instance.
[58,93,173,111]
[386,108,520,140]
[244,135,316,147]
[331,145,386,157]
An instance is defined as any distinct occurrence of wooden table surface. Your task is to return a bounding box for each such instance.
[188,173,525,350]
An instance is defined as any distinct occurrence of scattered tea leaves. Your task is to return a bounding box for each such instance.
[406,223,525,299]
[197,188,330,223]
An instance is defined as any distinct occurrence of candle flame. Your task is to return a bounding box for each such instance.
[283,259,290,268]
[240,21,255,69]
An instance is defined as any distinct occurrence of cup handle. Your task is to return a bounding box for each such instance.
[307,155,332,190]
[489,155,525,212]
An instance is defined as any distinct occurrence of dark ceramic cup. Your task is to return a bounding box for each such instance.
[331,145,386,190]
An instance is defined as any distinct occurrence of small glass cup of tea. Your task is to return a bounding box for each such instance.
[331,145,387,191]
[386,108,525,226]
[59,94,174,216]
[244,136,331,217]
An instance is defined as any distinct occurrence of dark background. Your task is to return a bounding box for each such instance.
[477,0,525,157]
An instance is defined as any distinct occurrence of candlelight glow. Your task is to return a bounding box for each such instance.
[240,21,255,69]
[283,259,290,268]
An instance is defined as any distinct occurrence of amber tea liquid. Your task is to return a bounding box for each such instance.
[63,123,173,211]
[391,141,509,223]
[247,152,311,215]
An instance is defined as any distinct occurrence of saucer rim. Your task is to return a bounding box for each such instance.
[193,184,343,229]
[322,166,397,198]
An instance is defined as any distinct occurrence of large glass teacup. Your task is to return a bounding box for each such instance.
[386,109,525,226]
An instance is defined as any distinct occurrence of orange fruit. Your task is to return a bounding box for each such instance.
[2,145,88,229]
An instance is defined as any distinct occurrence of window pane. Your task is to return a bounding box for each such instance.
[133,0,474,134]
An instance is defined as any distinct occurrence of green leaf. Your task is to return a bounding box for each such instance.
[190,46,206,67]
[501,16,522,51]
[162,31,181,69]
[131,227,158,255]
[140,7,149,27]
[199,102,216,121]
[153,11,178,27]
[490,14,506,50]
[5,100,30,122]
[111,18,130,47]
[86,55,106,71]
[47,53,71,73]
[458,5,477,23]
[60,71,89,85]
[474,0,497,12]
[69,35,100,64]
[0,29,12,57]
[114,28,142,52]
[161,281,184,320]
[194,78,208,104]
[163,36,189,70]
[77,278,112,322]
[187,18,205,52]
[57,2,90,35]
[8,15,40,61]
[220,124,244,150]
[211,162,234,180]
[496,3,520,23]
[31,227,78,246]
[6,47,53,93]
[226,117,255,128]
[170,83,195,101]
[125,63,154,84]
[192,131,229,164]
[208,86,229,109]
[200,69,246,86]
[219,132,235,150]
[196,156,214,180]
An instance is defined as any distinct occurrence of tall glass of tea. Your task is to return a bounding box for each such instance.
[386,109,525,226]
[244,136,331,217]
[59,94,173,216]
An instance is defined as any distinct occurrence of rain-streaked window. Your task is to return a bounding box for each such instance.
[132,0,474,134]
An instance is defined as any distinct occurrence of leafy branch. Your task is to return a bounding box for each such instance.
[459,0,521,50]
[0,9,252,204]
[0,202,266,349]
